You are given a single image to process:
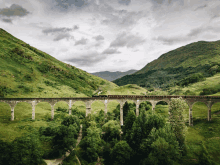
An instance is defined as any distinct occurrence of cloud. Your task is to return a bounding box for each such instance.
[102,48,121,54]
[153,36,187,45]
[64,51,107,66]
[118,0,131,5]
[194,4,207,11]
[93,35,104,41]
[75,38,88,45]
[1,18,12,23]
[53,33,74,41]
[42,27,73,35]
[187,26,220,37]
[0,4,30,17]
[73,25,79,30]
[110,32,145,48]
[54,0,90,9]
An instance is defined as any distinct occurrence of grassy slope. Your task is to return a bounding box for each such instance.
[0,28,117,98]
[113,40,220,89]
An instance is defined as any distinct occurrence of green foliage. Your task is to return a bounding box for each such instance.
[123,110,136,139]
[141,124,181,165]
[79,121,102,163]
[52,125,77,158]
[10,133,44,165]
[110,141,133,165]
[71,107,86,119]
[56,107,68,113]
[177,73,205,87]
[61,115,80,132]
[200,84,220,95]
[102,120,121,143]
[169,97,188,155]
[198,141,215,165]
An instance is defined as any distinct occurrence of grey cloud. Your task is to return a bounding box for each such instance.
[187,26,220,37]
[42,27,73,35]
[2,18,12,23]
[102,48,121,54]
[75,38,87,45]
[0,4,30,17]
[194,4,207,11]
[54,0,90,10]
[153,36,187,45]
[65,51,106,66]
[93,35,104,41]
[73,25,79,30]
[118,0,131,5]
[53,33,74,41]
[99,4,144,28]
[110,32,145,48]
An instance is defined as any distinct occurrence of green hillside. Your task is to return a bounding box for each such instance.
[0,28,117,98]
[113,40,220,91]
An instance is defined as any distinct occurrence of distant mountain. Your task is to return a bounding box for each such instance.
[91,70,138,81]
[113,40,220,90]
[0,28,117,98]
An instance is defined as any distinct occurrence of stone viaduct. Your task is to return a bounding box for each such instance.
[0,95,220,126]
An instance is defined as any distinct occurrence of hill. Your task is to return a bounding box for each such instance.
[113,40,220,91]
[90,69,137,81]
[0,28,117,98]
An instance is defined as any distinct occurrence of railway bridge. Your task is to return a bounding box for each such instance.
[1,95,220,126]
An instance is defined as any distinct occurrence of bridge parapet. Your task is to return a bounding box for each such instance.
[1,95,220,126]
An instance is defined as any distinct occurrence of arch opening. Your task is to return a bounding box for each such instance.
[72,101,86,119]
[155,101,169,121]
[35,102,52,121]
[123,100,136,121]
[54,101,69,114]
[0,102,11,122]
[91,100,105,115]
[210,102,220,121]
[14,102,32,121]
[192,101,208,125]
[139,101,152,113]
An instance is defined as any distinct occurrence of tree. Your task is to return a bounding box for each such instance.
[79,121,102,163]
[10,133,44,165]
[123,110,136,139]
[141,123,182,165]
[169,97,188,155]
[52,125,78,158]
[110,141,133,165]
[61,115,80,132]
[102,120,121,143]
[198,141,215,165]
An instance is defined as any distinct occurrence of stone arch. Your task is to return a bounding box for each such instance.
[14,102,32,121]
[155,100,169,120]
[192,101,208,125]
[54,101,69,113]
[123,100,136,120]
[107,100,120,114]
[35,102,52,120]
[210,102,220,121]
[139,101,152,112]
[91,100,105,115]
[72,101,86,117]
[0,102,11,121]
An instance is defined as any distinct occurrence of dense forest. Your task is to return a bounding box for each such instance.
[0,98,216,165]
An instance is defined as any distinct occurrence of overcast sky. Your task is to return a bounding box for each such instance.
[1,0,220,73]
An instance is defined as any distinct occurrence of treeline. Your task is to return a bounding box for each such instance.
[0,107,82,165]
[113,63,220,91]
[62,98,215,165]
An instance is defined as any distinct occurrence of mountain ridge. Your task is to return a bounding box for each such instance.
[90,69,137,81]
[113,39,220,90]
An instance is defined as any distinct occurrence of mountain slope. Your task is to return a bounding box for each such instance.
[90,69,137,81]
[0,28,117,98]
[113,40,220,89]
